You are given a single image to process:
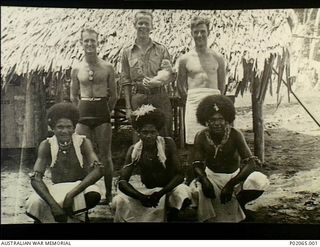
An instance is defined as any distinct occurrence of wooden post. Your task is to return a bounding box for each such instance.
[251,75,265,162]
[55,68,64,103]
[34,73,48,145]
[20,70,36,166]
[22,71,35,148]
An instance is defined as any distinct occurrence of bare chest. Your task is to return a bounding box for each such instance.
[204,141,240,172]
[186,54,219,75]
[77,68,109,87]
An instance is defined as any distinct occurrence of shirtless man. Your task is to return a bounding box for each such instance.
[190,95,269,222]
[26,103,103,223]
[111,105,192,222]
[176,16,226,182]
[70,28,117,204]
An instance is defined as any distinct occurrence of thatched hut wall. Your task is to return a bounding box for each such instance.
[1,7,293,77]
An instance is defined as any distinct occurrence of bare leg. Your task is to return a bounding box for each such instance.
[94,123,113,204]
[237,190,264,209]
[185,144,195,185]
[84,191,101,209]
[75,123,93,141]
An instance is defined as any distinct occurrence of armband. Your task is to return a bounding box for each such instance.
[90,161,104,169]
[117,179,128,187]
[29,171,44,179]
[118,179,128,184]
[242,156,261,165]
[192,160,205,167]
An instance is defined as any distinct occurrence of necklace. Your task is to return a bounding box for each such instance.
[88,69,94,81]
[142,148,157,162]
[87,59,98,82]
[205,125,231,159]
[58,140,72,154]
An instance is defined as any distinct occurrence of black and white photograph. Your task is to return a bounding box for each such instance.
[1,2,320,239]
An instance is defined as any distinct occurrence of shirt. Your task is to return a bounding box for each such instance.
[121,38,172,86]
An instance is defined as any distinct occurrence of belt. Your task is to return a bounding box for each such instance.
[135,86,165,95]
[80,97,106,101]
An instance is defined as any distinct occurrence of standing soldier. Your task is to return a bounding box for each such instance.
[70,28,117,204]
[121,10,175,138]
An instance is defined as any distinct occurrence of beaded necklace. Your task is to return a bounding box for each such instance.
[205,125,231,159]
[58,140,72,154]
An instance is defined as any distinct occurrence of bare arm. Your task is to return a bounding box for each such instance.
[66,138,104,199]
[118,146,146,200]
[176,56,188,103]
[30,140,67,222]
[61,138,104,214]
[70,67,80,106]
[224,129,255,188]
[157,138,184,196]
[219,129,257,203]
[192,132,216,198]
[217,55,226,95]
[120,49,132,110]
[107,64,117,111]
[191,132,207,181]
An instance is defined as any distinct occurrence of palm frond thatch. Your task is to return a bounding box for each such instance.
[1,7,293,83]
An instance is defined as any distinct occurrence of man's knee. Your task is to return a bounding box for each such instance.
[236,190,264,207]
[243,171,269,191]
[85,191,101,209]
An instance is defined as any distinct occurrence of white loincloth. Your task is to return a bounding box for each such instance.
[185,88,221,144]
[111,176,192,222]
[190,168,269,222]
[26,181,101,223]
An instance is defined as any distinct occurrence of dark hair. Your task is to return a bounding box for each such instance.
[191,16,210,32]
[80,28,99,40]
[196,95,235,125]
[47,103,80,129]
[131,106,165,132]
[134,10,153,24]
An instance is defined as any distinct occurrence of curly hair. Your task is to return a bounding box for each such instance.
[131,106,165,132]
[196,95,235,126]
[47,102,80,129]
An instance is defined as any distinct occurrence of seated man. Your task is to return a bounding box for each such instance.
[111,105,192,222]
[26,103,105,223]
[189,95,269,222]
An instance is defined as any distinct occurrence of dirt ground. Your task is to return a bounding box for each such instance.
[1,93,319,224]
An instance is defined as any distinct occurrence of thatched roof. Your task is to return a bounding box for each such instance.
[1,7,293,81]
